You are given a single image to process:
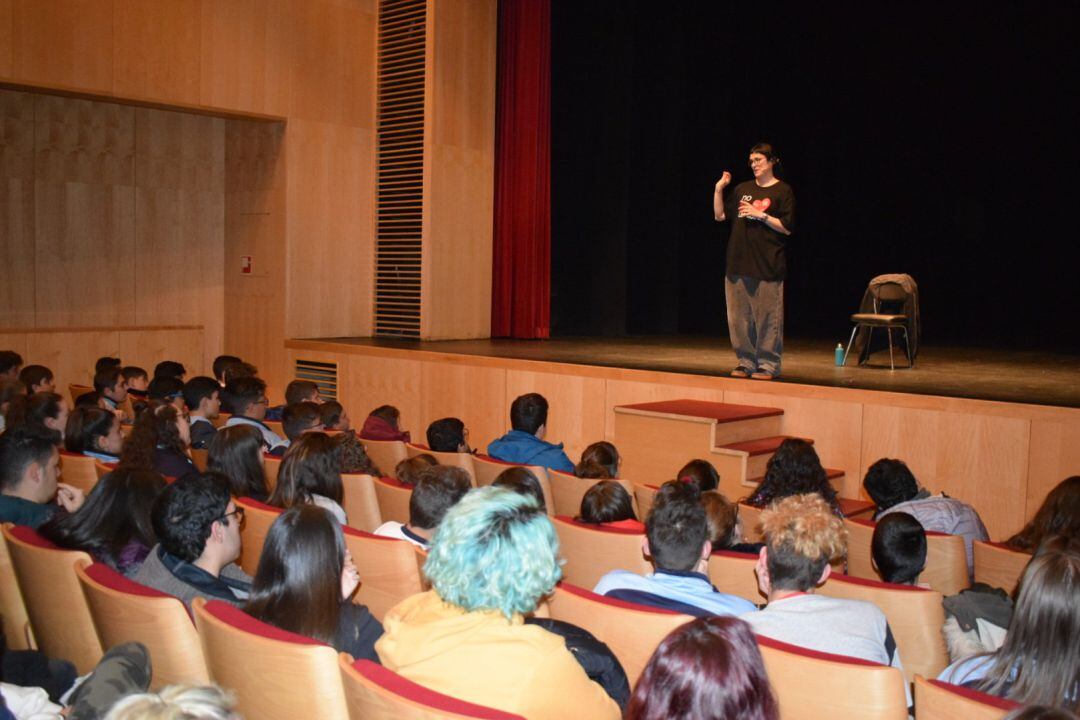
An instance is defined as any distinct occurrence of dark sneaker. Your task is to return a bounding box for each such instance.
[751,370,777,381]
[730,367,752,378]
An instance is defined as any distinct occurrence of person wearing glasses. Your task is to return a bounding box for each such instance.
[134,472,252,611]
[222,375,286,450]
[713,142,795,381]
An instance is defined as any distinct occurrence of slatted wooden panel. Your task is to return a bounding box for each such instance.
[374,0,427,338]
[294,358,339,401]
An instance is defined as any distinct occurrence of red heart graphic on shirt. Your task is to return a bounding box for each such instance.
[752,198,772,211]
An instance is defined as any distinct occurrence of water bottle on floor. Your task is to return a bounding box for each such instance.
[835,343,845,366]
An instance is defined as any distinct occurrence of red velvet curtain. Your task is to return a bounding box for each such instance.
[491,0,551,339]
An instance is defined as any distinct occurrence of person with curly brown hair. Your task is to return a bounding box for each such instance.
[119,402,196,479]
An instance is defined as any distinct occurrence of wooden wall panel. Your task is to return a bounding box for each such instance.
[0,89,35,327]
[504,370,606,465]
[419,362,506,451]
[26,329,119,388]
[284,119,373,338]
[861,406,1030,538]
[10,0,114,92]
[198,0,291,117]
[1026,419,1080,522]
[344,353,423,438]
[112,0,201,104]
[0,0,12,77]
[0,332,28,361]
[118,327,204,378]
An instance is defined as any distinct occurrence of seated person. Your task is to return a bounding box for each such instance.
[207,424,270,502]
[212,354,242,387]
[487,393,574,474]
[65,406,124,464]
[121,366,149,406]
[374,465,472,548]
[701,491,761,554]
[74,390,101,408]
[17,364,55,395]
[625,616,778,720]
[359,404,411,442]
[5,392,70,446]
[265,379,323,422]
[576,441,621,479]
[576,480,643,532]
[871,512,927,585]
[677,459,720,493]
[0,429,84,528]
[135,471,251,609]
[1006,476,1080,554]
[493,466,547,513]
[40,468,166,577]
[394,454,436,485]
[147,377,186,412]
[938,535,1079,712]
[376,487,621,719]
[222,376,285,450]
[863,457,988,574]
[100,684,237,719]
[319,400,351,431]
[153,361,186,383]
[426,417,472,453]
[268,433,347,524]
[744,439,842,516]
[0,349,23,381]
[246,505,382,660]
[120,402,196,480]
[95,356,121,375]
[221,360,258,388]
[336,430,381,476]
[183,376,222,449]
[0,378,24,433]
[94,367,133,423]
[593,481,756,617]
[739,493,909,704]
[266,401,323,456]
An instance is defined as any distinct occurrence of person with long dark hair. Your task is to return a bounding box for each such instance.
[5,392,70,446]
[713,142,795,381]
[1007,477,1080,553]
[119,402,196,479]
[745,439,842,516]
[244,505,382,660]
[939,535,1079,712]
[39,468,166,576]
[576,441,621,479]
[65,406,124,463]
[207,425,268,501]
[625,615,778,720]
[576,480,641,530]
[268,432,346,524]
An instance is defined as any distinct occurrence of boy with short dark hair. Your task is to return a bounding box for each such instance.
[184,376,222,449]
[18,365,55,395]
[0,429,84,527]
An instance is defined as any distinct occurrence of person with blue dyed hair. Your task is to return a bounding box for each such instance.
[375,486,620,720]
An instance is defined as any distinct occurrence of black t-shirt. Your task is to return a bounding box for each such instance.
[724,179,796,281]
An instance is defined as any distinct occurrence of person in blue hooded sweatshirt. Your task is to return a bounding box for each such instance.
[486,393,575,474]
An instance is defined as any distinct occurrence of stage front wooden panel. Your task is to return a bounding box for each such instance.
[286,339,1080,540]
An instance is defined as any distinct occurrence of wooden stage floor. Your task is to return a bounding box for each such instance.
[306,335,1080,409]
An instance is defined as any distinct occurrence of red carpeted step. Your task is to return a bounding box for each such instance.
[616,399,783,423]
[719,435,811,456]
[747,466,844,485]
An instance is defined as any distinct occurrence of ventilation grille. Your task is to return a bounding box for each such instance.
[294,359,339,401]
[374,0,427,338]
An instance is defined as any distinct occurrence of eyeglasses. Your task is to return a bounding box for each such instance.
[218,506,245,525]
[252,397,269,405]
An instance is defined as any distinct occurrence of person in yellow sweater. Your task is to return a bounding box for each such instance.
[376,486,621,720]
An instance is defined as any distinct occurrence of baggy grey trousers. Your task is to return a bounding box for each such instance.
[725,274,784,376]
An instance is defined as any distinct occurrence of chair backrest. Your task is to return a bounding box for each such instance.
[406,444,477,486]
[93,460,114,479]
[547,470,639,519]
[551,516,651,590]
[845,518,969,595]
[871,281,909,309]
[1,524,103,674]
[237,497,283,576]
[263,452,283,492]
[193,598,348,720]
[59,450,101,495]
[360,439,409,478]
[76,561,209,689]
[542,582,692,686]
[0,526,33,650]
[69,383,95,405]
[339,655,524,720]
[738,502,765,543]
[264,418,286,439]
[373,476,413,525]
[190,447,209,472]
[973,541,1030,595]
[913,675,1018,720]
[818,573,948,682]
[472,456,554,515]
[633,483,659,519]
[210,412,231,429]
[756,634,908,720]
[341,526,426,623]
[707,550,764,604]
[342,473,383,532]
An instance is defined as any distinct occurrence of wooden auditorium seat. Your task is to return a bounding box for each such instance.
[472,456,555,515]
[405,444,477,486]
[542,583,692,686]
[0,527,33,650]
[1,524,103,674]
[738,502,765,542]
[341,526,426,622]
[193,598,348,720]
[59,450,102,495]
[76,561,209,689]
[68,383,95,405]
[633,483,660,519]
[190,447,209,472]
[211,412,231,429]
[845,517,969,595]
[551,516,651,590]
[342,473,383,532]
[707,549,764,604]
[93,460,114,480]
[373,476,413,525]
[756,634,908,720]
[817,572,949,682]
[547,470,639,519]
[973,540,1030,594]
[360,439,409,478]
[236,496,282,576]
[339,655,525,720]
[263,452,283,492]
[913,675,1018,719]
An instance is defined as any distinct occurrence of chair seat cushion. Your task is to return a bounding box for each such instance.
[850,313,907,324]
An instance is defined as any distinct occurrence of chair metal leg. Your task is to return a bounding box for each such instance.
[887,327,895,370]
[842,325,859,366]
[903,327,914,369]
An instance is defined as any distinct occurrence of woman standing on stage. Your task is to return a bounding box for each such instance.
[713,143,795,381]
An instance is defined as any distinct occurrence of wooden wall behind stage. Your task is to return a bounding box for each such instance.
[286,339,1080,540]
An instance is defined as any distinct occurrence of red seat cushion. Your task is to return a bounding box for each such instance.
[558,581,683,615]
[927,679,1019,711]
[341,524,402,542]
[555,515,643,535]
[755,633,884,667]
[375,476,413,490]
[237,496,283,514]
[201,600,325,647]
[84,562,174,599]
[711,549,758,559]
[352,660,524,719]
[7,525,58,549]
[828,572,932,593]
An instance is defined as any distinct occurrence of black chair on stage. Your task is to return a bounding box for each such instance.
[842,275,918,370]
